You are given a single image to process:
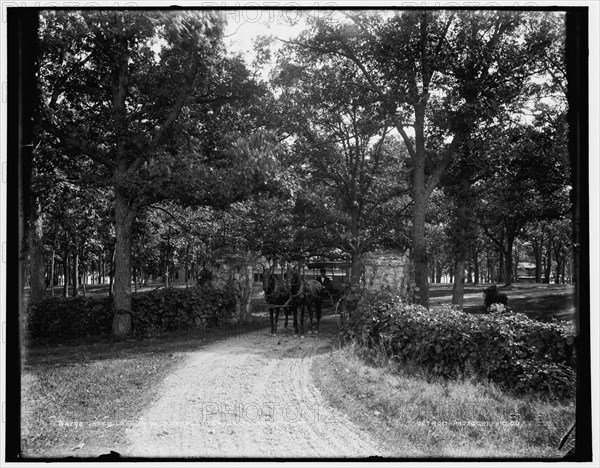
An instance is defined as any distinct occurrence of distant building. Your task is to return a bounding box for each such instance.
[516,262,536,282]
[172,267,189,285]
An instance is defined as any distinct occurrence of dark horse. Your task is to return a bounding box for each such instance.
[288,267,323,336]
[262,268,292,334]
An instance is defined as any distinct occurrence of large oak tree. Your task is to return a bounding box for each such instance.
[289,10,557,306]
[273,53,411,283]
[37,11,283,335]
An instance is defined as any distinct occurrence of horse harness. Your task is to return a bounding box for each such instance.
[265,274,293,308]
[290,280,319,302]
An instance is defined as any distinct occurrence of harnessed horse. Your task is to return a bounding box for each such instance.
[288,267,323,336]
[262,268,292,334]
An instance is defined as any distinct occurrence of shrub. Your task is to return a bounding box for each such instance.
[483,284,508,309]
[26,296,114,341]
[130,283,236,335]
[26,283,238,341]
[342,288,576,400]
[488,302,508,313]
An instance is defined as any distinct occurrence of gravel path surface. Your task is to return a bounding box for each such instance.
[120,324,385,459]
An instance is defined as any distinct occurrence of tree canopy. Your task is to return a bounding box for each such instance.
[25,9,574,333]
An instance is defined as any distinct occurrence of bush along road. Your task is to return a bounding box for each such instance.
[21,311,574,459]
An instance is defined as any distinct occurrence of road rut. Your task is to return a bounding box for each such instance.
[120,323,385,458]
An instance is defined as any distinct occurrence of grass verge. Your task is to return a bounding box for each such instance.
[20,317,270,459]
[311,344,575,459]
[428,283,575,322]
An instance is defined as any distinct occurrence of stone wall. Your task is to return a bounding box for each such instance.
[210,252,255,323]
[362,250,415,298]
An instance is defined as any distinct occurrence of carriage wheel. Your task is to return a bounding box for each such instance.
[336,299,348,327]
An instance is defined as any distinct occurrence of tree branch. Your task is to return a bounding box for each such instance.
[39,118,115,170]
[434,13,455,57]
[395,124,417,160]
[48,51,97,109]
[481,225,507,253]
[149,58,200,151]
[146,204,189,230]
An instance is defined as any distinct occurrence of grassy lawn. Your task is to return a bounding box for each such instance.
[311,345,576,459]
[429,283,576,322]
[20,317,270,458]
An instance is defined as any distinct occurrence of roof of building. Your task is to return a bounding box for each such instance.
[306,261,352,269]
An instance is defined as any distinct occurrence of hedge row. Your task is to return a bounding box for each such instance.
[26,295,114,340]
[342,288,576,400]
[26,283,237,341]
[130,284,236,335]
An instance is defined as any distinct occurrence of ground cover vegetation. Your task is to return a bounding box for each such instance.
[26,282,237,341]
[312,345,575,457]
[340,288,576,400]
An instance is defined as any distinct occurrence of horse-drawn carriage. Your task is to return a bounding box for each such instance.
[305,260,352,307]
[261,260,351,336]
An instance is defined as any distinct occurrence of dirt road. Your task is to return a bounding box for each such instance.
[119,320,385,459]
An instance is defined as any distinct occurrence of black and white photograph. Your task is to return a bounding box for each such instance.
[2,1,596,463]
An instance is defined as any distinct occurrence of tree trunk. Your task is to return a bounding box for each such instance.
[72,248,79,297]
[504,236,515,287]
[112,191,136,337]
[81,266,87,296]
[473,247,480,284]
[101,248,105,284]
[467,259,473,283]
[28,201,47,304]
[91,258,95,285]
[435,259,442,283]
[164,258,169,288]
[451,260,465,309]
[108,243,115,295]
[110,32,135,337]
[544,238,552,283]
[50,247,55,298]
[350,248,362,286]
[513,246,518,283]
[465,244,473,284]
[411,193,429,307]
[404,99,431,307]
[498,250,504,284]
[63,249,69,298]
[533,240,542,283]
[451,184,470,306]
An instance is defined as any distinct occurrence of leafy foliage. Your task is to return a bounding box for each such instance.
[483,285,509,309]
[130,283,236,335]
[342,289,576,399]
[26,296,115,340]
[26,284,237,341]
[288,10,563,304]
[273,47,412,275]
[28,10,573,323]
[36,10,291,322]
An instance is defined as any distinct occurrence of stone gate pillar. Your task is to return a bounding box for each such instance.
[362,250,415,297]
[210,252,254,323]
